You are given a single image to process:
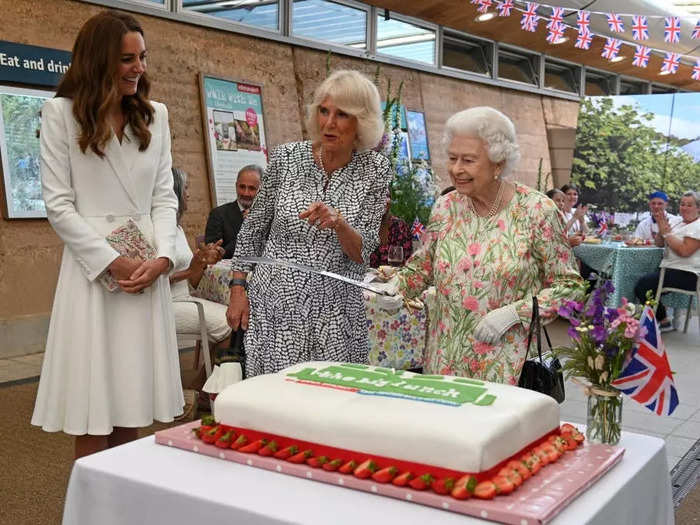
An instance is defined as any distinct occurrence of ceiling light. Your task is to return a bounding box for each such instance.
[475,12,496,22]
[610,55,626,63]
[551,36,569,45]
[659,69,672,75]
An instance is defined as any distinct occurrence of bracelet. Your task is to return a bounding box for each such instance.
[333,209,344,231]
[229,278,248,290]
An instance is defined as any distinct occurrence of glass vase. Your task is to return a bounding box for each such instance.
[586,389,623,445]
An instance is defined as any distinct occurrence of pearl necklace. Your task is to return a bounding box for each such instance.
[468,180,505,219]
[317,145,326,174]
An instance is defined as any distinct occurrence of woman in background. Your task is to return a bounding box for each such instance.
[32,11,183,458]
[369,195,413,268]
[547,188,583,248]
[561,183,589,236]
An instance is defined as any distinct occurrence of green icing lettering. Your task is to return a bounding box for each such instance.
[287,364,496,406]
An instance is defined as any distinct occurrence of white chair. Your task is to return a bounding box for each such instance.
[653,264,700,334]
[173,298,213,378]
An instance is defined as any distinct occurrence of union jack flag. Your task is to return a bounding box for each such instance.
[692,20,700,39]
[693,60,700,81]
[497,0,514,17]
[521,2,539,32]
[607,13,625,33]
[665,16,681,43]
[547,23,565,44]
[410,218,425,241]
[575,29,593,50]
[476,0,492,14]
[601,38,622,60]
[470,0,480,4]
[633,45,651,68]
[547,6,564,29]
[631,15,649,41]
[661,52,681,74]
[577,10,590,34]
[611,307,679,416]
[596,222,608,237]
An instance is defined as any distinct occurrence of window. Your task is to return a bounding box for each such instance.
[585,71,615,96]
[376,16,436,65]
[182,0,280,31]
[441,31,491,76]
[651,84,676,94]
[619,78,649,95]
[497,48,538,85]
[292,0,366,48]
[544,59,580,93]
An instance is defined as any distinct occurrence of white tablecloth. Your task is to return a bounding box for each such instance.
[63,429,673,525]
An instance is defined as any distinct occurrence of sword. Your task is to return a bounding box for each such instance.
[233,256,394,296]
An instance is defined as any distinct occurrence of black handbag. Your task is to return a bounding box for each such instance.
[517,296,565,403]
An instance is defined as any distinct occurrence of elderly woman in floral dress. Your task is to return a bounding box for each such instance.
[396,107,586,384]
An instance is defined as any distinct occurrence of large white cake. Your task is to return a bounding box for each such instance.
[213,361,560,474]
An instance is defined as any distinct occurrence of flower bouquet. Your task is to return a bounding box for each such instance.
[554,281,646,445]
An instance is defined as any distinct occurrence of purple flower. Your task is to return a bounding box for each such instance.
[604,307,619,323]
[567,325,580,340]
[591,324,607,345]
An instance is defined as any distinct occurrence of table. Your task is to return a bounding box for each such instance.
[62,429,673,525]
[192,261,427,370]
[573,242,690,309]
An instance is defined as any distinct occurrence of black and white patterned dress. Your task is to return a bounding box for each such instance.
[232,141,392,377]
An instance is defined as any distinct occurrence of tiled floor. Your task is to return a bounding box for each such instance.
[2,316,698,470]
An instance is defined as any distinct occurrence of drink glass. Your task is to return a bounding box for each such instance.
[387,245,404,267]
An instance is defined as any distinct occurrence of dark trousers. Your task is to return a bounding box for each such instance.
[634,269,698,321]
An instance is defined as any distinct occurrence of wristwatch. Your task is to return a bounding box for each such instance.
[229,278,248,290]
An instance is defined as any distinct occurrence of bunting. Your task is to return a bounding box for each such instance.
[477,0,493,14]
[631,15,649,41]
[662,52,681,74]
[497,0,514,17]
[547,6,564,29]
[665,16,681,44]
[547,23,565,44]
[692,20,700,40]
[606,13,625,33]
[520,2,539,32]
[693,59,700,80]
[575,29,593,50]
[601,37,622,61]
[633,45,651,68]
[576,10,591,34]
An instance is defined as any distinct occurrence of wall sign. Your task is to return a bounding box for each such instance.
[199,74,268,207]
[0,40,71,88]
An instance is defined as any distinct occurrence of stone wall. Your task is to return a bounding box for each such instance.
[0,0,580,356]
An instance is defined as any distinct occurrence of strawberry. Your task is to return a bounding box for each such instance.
[560,423,577,435]
[534,448,551,465]
[455,474,477,493]
[372,466,399,483]
[258,441,278,456]
[322,459,343,472]
[306,455,329,468]
[353,459,378,479]
[200,414,216,426]
[408,474,434,491]
[238,439,267,453]
[451,485,472,500]
[192,425,212,439]
[493,475,515,495]
[562,434,578,450]
[214,430,235,449]
[392,471,414,486]
[273,445,298,460]
[498,468,523,487]
[474,481,497,499]
[572,430,585,443]
[507,461,531,480]
[521,453,541,474]
[540,444,560,463]
[287,449,313,464]
[230,435,248,450]
[432,477,455,495]
[201,426,224,444]
[338,460,358,474]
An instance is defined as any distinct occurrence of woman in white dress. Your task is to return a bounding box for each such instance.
[170,168,231,376]
[32,11,184,458]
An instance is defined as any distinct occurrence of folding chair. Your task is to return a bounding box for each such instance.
[653,264,700,334]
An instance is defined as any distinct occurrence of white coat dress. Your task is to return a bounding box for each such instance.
[31,97,184,435]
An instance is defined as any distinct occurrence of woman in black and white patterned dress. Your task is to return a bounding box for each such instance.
[226,70,392,377]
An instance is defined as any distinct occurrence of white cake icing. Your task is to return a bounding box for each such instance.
[214,361,560,473]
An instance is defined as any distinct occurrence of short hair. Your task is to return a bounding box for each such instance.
[172,167,187,223]
[546,188,564,199]
[442,107,520,179]
[237,164,263,181]
[306,70,384,152]
[561,183,579,194]
[682,190,700,208]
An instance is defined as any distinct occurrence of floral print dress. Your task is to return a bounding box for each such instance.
[397,184,586,384]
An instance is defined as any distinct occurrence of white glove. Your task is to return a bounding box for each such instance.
[473,304,520,344]
[373,276,403,311]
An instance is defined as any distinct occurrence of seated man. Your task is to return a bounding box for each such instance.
[634,191,681,241]
[205,165,262,259]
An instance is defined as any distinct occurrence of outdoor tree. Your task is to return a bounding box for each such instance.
[571,97,700,213]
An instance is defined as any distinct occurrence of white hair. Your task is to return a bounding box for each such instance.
[683,190,700,208]
[306,70,384,152]
[442,107,521,179]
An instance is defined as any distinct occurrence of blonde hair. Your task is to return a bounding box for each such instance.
[306,70,384,151]
[443,106,520,179]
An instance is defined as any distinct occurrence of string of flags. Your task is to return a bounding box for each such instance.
[470,0,700,80]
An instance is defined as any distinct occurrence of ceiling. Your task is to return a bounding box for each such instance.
[362,0,700,91]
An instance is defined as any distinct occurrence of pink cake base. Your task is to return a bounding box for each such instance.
[155,421,624,525]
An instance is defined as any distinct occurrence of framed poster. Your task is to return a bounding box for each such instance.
[199,74,269,207]
[0,85,53,219]
[406,109,430,161]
